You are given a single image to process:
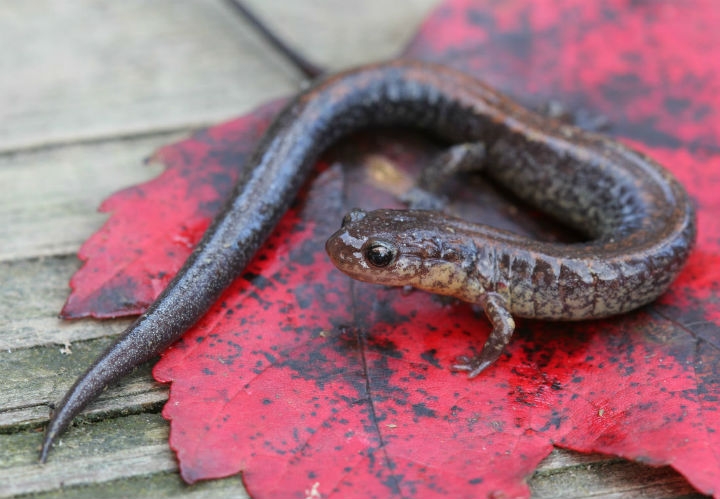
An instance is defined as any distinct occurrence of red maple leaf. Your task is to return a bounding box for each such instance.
[61,0,720,497]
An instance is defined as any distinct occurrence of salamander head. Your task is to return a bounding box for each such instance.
[326,208,482,299]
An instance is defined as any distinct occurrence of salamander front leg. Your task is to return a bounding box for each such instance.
[403,142,487,210]
[453,292,515,378]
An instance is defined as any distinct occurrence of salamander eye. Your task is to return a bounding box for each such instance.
[363,241,396,268]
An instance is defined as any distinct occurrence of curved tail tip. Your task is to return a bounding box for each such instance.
[39,431,55,463]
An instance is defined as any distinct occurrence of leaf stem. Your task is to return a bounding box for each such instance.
[225,0,326,80]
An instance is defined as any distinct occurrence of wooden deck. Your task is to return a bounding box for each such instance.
[0,1,708,497]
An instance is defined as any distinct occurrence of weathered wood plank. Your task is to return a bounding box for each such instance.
[1,351,164,427]
[0,257,167,428]
[0,134,178,262]
[535,448,623,471]
[0,388,167,433]
[0,332,164,422]
[0,414,250,499]
[0,0,437,154]
[27,472,248,499]
[0,256,132,345]
[531,453,705,499]
[2,444,177,498]
[0,315,128,352]
[0,415,178,497]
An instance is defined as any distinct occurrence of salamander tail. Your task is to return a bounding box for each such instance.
[39,326,158,462]
[40,357,110,462]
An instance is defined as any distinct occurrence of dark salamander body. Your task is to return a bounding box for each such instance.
[41,60,695,460]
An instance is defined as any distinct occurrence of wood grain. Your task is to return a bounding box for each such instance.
[0,0,708,497]
[0,0,436,154]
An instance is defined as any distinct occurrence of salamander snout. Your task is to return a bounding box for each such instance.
[325,208,377,280]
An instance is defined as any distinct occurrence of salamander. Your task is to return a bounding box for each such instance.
[40,60,696,461]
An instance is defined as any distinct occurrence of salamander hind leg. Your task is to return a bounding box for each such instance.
[403,142,487,210]
[453,292,515,378]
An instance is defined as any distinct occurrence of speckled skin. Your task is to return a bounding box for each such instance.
[324,63,695,378]
[41,60,696,461]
